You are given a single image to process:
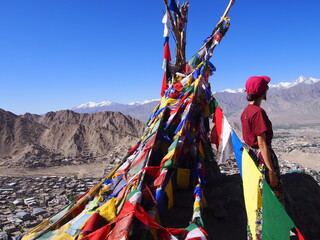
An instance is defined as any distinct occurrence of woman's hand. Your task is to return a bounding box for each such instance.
[268,173,279,188]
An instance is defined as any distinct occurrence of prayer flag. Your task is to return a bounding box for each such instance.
[168,0,182,17]
[210,106,223,149]
[162,12,170,37]
[262,179,295,240]
[185,223,207,240]
[242,149,263,239]
[219,116,233,163]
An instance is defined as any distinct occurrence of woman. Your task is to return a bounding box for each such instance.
[241,76,283,201]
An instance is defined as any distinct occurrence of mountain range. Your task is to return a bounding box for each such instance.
[215,76,320,126]
[1,76,319,167]
[72,76,320,126]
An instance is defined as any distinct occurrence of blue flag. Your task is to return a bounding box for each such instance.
[168,0,182,17]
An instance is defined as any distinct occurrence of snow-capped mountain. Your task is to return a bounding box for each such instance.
[72,99,160,122]
[128,99,160,106]
[76,101,114,108]
[220,76,320,93]
[215,76,320,126]
[221,88,244,94]
[269,76,320,89]
[71,77,320,125]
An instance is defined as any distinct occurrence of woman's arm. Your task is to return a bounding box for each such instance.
[257,132,278,187]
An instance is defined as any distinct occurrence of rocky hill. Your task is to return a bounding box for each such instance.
[0,109,145,168]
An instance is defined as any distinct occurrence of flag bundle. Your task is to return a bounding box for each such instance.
[22,55,219,239]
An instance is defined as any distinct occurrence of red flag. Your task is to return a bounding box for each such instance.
[161,40,171,96]
[83,222,113,240]
[128,143,139,155]
[173,82,183,91]
[81,213,106,235]
[210,106,223,149]
[153,170,167,187]
[164,41,171,61]
[295,228,305,240]
[161,71,169,96]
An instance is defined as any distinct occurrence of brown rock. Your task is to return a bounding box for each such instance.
[0,109,145,168]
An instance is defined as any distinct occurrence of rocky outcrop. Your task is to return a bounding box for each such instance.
[283,173,320,239]
[202,172,320,240]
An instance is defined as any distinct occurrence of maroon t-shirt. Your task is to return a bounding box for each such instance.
[241,104,273,148]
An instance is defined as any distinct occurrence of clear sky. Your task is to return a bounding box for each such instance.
[1,0,319,115]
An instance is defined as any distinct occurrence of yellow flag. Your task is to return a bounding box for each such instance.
[98,197,117,222]
[242,149,262,240]
[165,179,174,209]
[50,223,74,240]
[21,219,50,240]
[177,168,190,189]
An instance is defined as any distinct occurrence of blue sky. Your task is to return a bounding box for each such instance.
[1,0,319,115]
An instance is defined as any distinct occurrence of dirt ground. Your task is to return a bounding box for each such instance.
[1,149,319,179]
[0,162,109,179]
[280,150,320,170]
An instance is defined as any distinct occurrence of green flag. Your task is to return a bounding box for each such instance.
[262,179,295,240]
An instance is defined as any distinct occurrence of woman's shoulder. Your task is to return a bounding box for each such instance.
[246,104,265,113]
[244,105,268,120]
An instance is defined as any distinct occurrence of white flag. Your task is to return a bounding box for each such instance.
[219,116,233,163]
